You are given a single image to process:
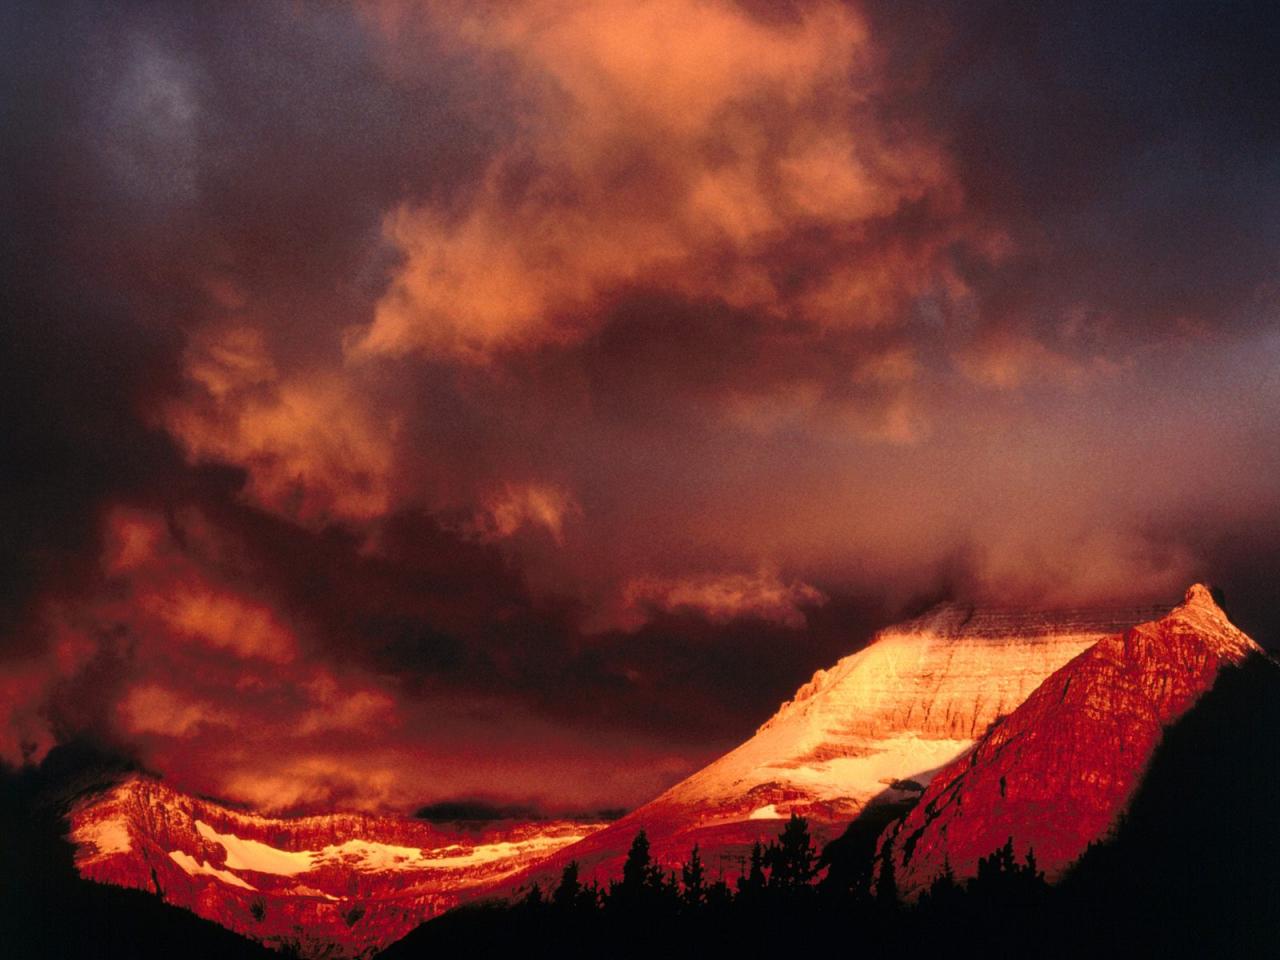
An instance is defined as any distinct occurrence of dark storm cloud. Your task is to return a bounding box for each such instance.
[0,0,499,609]
[0,0,530,785]
[1,4,187,647]
[864,0,1280,336]
[144,491,888,745]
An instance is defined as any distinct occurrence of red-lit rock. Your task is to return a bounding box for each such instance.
[881,584,1262,898]
[501,601,1164,891]
[70,777,603,958]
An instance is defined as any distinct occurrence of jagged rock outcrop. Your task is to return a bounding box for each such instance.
[880,584,1262,897]
[70,777,601,959]
[502,600,1164,888]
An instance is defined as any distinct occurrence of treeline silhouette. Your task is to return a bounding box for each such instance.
[380,814,1059,959]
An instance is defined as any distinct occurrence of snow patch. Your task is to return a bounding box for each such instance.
[652,603,1161,820]
[75,816,132,857]
[316,837,433,871]
[748,804,783,820]
[411,835,588,870]
[193,819,594,877]
[195,820,314,876]
[169,850,257,890]
[290,884,340,901]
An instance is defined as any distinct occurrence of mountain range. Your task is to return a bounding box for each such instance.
[21,584,1276,957]
[68,777,601,958]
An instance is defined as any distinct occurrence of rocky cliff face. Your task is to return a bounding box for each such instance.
[881,584,1262,898]
[501,601,1164,888]
[70,777,602,958]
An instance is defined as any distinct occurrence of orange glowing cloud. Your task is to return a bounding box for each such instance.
[31,506,439,810]
[0,612,105,765]
[623,567,826,630]
[717,344,930,446]
[98,508,298,663]
[216,756,408,814]
[468,483,580,544]
[0,662,60,764]
[295,673,398,736]
[101,509,166,576]
[955,330,1123,391]
[164,325,399,526]
[118,684,235,739]
[966,526,1199,610]
[351,0,970,361]
[140,585,297,664]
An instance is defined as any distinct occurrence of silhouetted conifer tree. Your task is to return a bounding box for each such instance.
[621,830,652,890]
[705,877,733,910]
[924,857,960,905]
[521,883,544,908]
[765,814,817,892]
[969,836,1049,912]
[680,845,706,909]
[552,861,582,909]
[610,829,677,914]
[736,840,768,903]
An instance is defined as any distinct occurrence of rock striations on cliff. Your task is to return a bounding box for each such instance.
[502,600,1165,886]
[70,777,602,959]
[880,584,1263,898]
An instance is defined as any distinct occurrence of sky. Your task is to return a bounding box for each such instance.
[3,0,1280,815]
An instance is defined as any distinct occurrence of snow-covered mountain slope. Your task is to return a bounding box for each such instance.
[70,777,604,958]
[501,600,1165,887]
[880,584,1264,897]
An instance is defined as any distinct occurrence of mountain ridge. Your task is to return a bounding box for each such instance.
[879,583,1265,896]
[70,775,603,958]
[495,599,1169,893]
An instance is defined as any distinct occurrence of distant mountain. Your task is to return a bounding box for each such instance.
[880,584,1269,897]
[69,776,603,958]
[1,744,274,960]
[498,600,1165,890]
